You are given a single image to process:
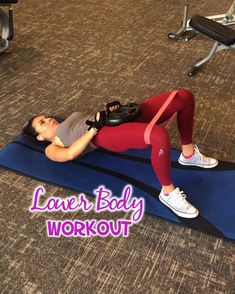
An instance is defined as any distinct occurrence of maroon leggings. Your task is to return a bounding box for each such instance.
[92,89,195,186]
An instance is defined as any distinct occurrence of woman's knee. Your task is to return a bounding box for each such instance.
[177,89,195,107]
[150,125,170,147]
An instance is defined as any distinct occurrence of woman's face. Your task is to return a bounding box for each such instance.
[32,115,59,141]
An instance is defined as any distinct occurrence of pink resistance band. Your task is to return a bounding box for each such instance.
[144,90,179,144]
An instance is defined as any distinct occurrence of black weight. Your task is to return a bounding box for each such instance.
[105,103,140,126]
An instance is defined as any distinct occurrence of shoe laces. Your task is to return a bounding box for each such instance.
[175,190,191,208]
[193,145,208,162]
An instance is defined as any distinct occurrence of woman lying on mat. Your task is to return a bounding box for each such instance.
[22,89,218,219]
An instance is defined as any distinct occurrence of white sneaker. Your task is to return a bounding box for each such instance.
[178,145,218,168]
[159,187,199,218]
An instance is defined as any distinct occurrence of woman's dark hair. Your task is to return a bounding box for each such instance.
[22,116,50,145]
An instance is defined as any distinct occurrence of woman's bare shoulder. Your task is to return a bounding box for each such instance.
[45,142,71,162]
[52,136,65,147]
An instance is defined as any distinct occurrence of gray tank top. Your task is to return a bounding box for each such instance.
[54,112,97,157]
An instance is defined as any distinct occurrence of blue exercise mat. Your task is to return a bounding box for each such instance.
[1,135,235,241]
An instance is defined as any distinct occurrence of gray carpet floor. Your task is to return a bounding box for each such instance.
[1,0,235,293]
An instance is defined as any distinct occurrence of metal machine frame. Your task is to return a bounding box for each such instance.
[168,1,235,42]
[0,1,18,53]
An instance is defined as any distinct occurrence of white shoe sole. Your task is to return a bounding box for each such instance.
[178,159,218,169]
[159,194,199,219]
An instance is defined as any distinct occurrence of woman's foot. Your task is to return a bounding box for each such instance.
[159,187,199,218]
[179,145,218,168]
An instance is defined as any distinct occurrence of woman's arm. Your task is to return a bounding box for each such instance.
[45,128,97,162]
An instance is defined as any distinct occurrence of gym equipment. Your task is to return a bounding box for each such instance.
[0,0,18,53]
[85,103,140,128]
[168,1,235,42]
[1,134,235,240]
[188,15,235,76]
[105,103,140,126]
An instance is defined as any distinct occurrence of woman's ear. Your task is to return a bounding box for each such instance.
[36,135,44,141]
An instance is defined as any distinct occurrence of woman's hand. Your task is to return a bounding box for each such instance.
[106,101,121,113]
[86,111,107,131]
[86,101,121,131]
